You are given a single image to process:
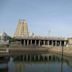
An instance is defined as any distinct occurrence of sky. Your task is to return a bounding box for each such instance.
[0,0,72,37]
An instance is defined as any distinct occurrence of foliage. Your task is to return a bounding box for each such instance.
[7,36,16,42]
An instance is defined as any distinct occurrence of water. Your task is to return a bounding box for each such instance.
[0,53,72,72]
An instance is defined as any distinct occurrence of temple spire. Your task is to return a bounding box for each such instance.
[14,19,28,37]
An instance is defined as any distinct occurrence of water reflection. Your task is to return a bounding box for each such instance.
[0,53,72,72]
[0,63,8,72]
[0,68,8,72]
[9,54,72,72]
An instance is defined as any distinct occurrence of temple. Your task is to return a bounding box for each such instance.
[13,19,68,47]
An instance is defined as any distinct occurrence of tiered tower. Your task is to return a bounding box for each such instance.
[14,19,28,37]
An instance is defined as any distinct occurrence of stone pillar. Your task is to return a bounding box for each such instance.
[31,40,32,46]
[43,40,45,45]
[49,40,50,46]
[35,40,36,46]
[47,40,49,46]
[23,40,25,46]
[64,41,66,46]
[55,41,57,46]
[39,40,40,46]
[52,41,53,46]
[60,41,62,46]
[27,40,29,46]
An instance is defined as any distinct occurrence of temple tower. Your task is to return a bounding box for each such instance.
[14,19,28,37]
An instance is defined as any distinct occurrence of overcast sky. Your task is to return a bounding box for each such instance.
[0,0,72,37]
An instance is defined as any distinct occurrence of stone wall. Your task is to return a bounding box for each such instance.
[68,38,72,47]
